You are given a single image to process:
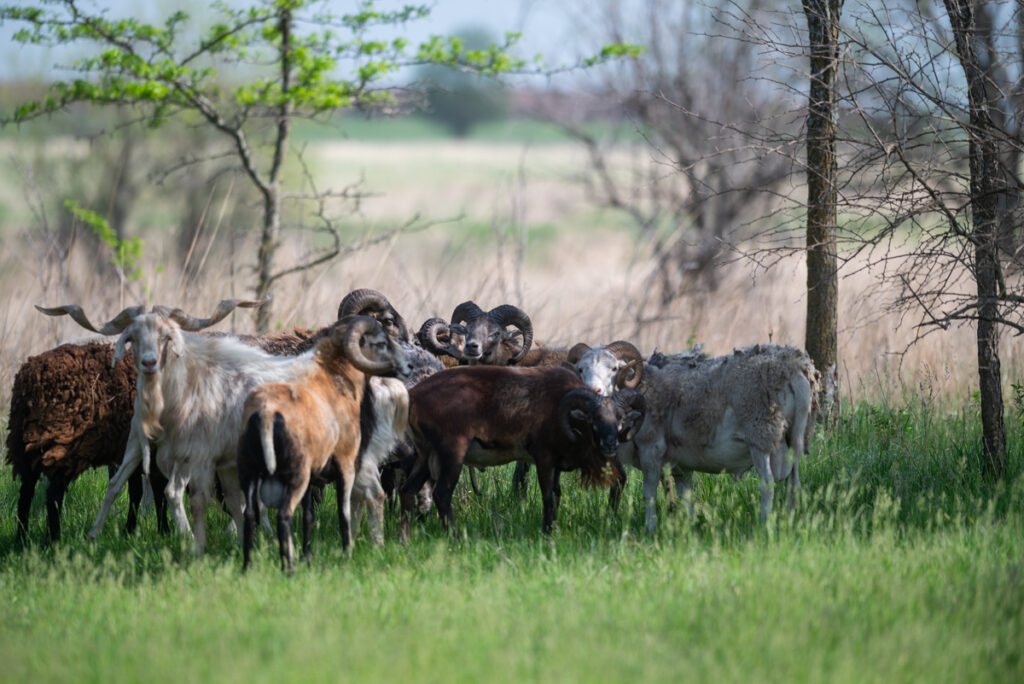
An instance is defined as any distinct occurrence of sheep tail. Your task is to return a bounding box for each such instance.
[261,412,279,476]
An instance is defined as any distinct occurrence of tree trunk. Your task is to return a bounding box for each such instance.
[803,0,844,422]
[254,7,294,333]
[944,0,1007,480]
[255,189,280,332]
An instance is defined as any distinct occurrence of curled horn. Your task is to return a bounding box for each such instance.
[338,288,410,342]
[341,315,394,375]
[614,387,647,441]
[566,342,592,366]
[489,304,533,364]
[36,304,146,335]
[338,288,389,319]
[450,300,485,326]
[418,317,462,358]
[605,340,644,389]
[558,387,598,443]
[153,298,267,332]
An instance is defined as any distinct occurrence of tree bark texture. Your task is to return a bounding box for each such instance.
[944,0,1007,480]
[803,0,844,421]
[255,7,294,333]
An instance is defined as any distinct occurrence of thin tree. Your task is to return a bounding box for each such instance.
[803,0,844,421]
[943,0,1008,478]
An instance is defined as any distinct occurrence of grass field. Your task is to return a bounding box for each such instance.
[0,128,1022,681]
[0,404,1021,682]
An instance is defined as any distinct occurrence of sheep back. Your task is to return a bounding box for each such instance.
[645,344,814,456]
[5,342,135,481]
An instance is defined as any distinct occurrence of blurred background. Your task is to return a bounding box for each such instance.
[0,0,1015,414]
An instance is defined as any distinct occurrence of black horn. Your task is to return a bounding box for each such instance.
[338,288,410,342]
[451,300,485,326]
[418,317,462,359]
[489,304,534,365]
[558,388,599,443]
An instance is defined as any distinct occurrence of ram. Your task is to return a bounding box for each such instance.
[237,315,409,572]
[400,365,645,535]
[419,301,572,368]
[571,341,819,529]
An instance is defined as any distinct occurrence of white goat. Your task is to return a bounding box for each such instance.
[39,300,316,553]
[572,342,819,529]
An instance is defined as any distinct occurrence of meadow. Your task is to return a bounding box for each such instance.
[0,119,1022,682]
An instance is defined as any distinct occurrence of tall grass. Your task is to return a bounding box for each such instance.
[0,402,1021,682]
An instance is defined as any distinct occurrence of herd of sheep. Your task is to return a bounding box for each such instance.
[5,289,820,571]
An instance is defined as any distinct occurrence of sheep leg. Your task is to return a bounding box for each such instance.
[641,461,662,533]
[336,463,356,555]
[164,464,192,537]
[187,482,210,555]
[88,435,145,539]
[216,466,247,544]
[398,454,432,542]
[366,486,386,547]
[242,481,258,572]
[786,458,801,512]
[44,475,69,543]
[349,489,365,543]
[149,467,171,535]
[300,489,315,566]
[277,508,295,574]
[124,465,143,535]
[15,469,40,543]
[511,461,530,496]
[278,476,308,573]
[536,461,558,534]
[752,449,775,523]
[672,468,695,517]
[432,457,464,535]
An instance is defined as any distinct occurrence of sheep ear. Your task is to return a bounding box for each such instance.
[568,408,588,440]
[113,330,130,366]
[161,334,183,365]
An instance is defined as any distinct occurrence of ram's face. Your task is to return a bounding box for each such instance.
[365,307,402,340]
[589,398,624,456]
[574,348,620,397]
[360,326,413,378]
[462,318,505,363]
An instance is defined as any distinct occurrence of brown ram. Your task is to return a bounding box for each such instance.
[238,315,409,572]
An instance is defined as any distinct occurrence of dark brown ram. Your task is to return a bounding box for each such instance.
[400,365,645,535]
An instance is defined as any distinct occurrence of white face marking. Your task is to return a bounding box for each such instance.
[576,348,621,397]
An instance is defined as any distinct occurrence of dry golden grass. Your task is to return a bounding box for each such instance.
[0,138,1018,413]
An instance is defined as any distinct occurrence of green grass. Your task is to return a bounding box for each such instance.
[1,403,1022,682]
